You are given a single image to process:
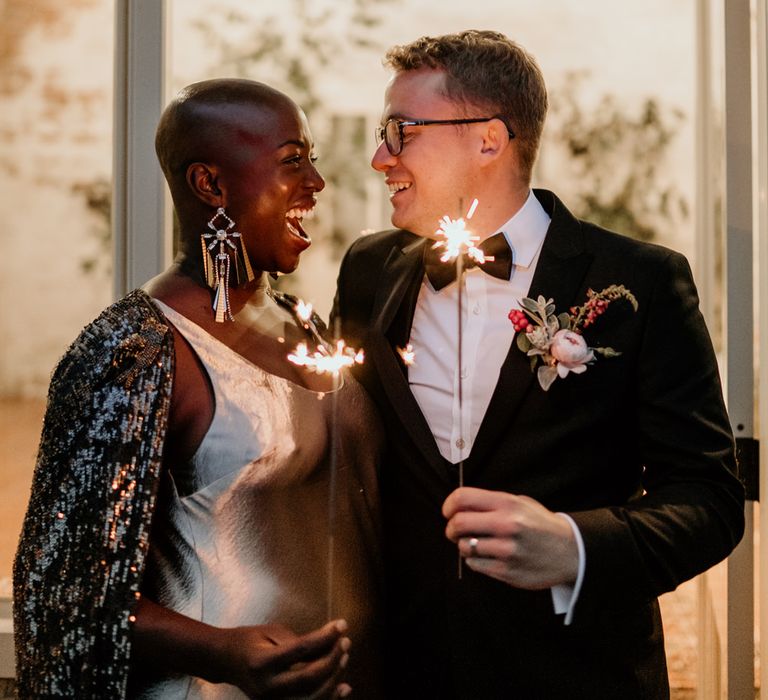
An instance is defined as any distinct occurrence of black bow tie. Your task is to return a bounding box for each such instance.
[424,232,513,291]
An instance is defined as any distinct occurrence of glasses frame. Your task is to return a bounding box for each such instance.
[375,117,515,156]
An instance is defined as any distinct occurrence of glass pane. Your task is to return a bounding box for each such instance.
[0,0,115,596]
[170,0,696,320]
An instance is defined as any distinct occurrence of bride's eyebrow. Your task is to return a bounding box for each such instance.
[277,139,308,149]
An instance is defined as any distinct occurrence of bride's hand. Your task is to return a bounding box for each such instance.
[215,619,351,699]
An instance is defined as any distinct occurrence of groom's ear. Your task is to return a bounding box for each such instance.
[479,118,512,161]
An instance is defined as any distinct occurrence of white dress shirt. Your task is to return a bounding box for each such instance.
[408,190,585,623]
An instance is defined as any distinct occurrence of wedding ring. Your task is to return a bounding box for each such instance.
[468,537,480,558]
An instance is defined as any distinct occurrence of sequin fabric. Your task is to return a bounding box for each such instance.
[12,289,175,699]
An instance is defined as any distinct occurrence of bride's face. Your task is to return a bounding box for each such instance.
[214,99,325,275]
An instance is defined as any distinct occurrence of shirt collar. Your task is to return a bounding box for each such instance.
[484,190,550,270]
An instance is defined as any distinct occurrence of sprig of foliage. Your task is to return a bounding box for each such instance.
[510,285,637,390]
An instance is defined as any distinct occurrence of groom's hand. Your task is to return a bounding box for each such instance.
[443,486,579,589]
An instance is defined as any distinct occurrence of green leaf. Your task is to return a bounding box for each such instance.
[546,316,560,337]
[558,312,572,330]
[516,332,532,353]
[538,365,558,391]
[520,297,539,314]
[594,346,622,358]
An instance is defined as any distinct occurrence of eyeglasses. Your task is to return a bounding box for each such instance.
[375,117,515,156]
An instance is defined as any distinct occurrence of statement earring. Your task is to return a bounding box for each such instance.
[200,207,255,322]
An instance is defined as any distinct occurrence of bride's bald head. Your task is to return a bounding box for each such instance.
[155,79,299,201]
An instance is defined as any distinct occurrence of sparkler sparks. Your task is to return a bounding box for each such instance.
[431,198,494,266]
[295,299,313,323]
[398,344,416,365]
[287,340,364,376]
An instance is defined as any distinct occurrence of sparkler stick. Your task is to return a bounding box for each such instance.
[328,328,339,623]
[286,304,364,619]
[431,198,488,578]
[455,234,465,580]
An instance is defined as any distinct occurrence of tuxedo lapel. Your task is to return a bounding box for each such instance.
[376,239,425,350]
[369,235,451,481]
[526,191,594,312]
[466,190,594,473]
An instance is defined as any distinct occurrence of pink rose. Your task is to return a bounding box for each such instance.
[550,329,595,377]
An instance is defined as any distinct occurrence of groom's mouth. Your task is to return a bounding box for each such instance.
[387,181,412,199]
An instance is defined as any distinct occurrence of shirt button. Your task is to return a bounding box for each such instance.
[473,303,481,315]
[461,367,468,378]
[455,438,465,449]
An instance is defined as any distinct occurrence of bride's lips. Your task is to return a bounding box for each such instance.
[285,205,315,250]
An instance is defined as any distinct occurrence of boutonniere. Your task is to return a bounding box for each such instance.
[508,285,638,391]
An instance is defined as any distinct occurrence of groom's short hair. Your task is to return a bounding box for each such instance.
[384,30,548,181]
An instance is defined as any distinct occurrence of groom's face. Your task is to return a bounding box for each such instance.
[371,68,488,238]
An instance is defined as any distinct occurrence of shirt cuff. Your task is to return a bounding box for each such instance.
[550,512,586,626]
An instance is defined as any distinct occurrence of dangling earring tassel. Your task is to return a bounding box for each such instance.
[212,250,233,323]
[240,240,255,282]
[201,236,215,288]
[230,232,255,285]
[231,246,242,285]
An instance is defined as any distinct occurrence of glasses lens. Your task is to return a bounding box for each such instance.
[384,120,402,155]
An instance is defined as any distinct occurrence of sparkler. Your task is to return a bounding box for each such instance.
[431,198,488,578]
[431,198,490,265]
[286,302,364,619]
[397,343,416,366]
[287,340,364,375]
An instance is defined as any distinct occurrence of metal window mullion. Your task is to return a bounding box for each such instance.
[723,0,756,698]
[754,0,768,697]
[113,0,168,299]
[694,1,727,696]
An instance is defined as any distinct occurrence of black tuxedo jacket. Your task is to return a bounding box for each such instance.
[332,190,744,699]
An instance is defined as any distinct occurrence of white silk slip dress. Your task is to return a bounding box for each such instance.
[132,301,384,699]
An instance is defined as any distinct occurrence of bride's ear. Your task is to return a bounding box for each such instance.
[187,162,225,207]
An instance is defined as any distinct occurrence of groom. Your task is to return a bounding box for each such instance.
[333,30,744,699]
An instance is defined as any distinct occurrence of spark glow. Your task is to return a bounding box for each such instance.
[287,340,365,376]
[431,198,493,265]
[295,299,313,322]
[397,344,416,365]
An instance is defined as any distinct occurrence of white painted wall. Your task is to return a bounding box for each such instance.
[0,1,114,397]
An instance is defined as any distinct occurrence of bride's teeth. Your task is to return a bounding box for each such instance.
[286,207,314,220]
[387,182,411,194]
